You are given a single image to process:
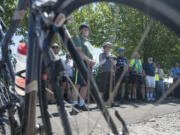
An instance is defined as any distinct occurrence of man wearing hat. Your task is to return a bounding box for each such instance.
[71,23,95,114]
[143,57,156,101]
[51,43,60,58]
[128,52,145,101]
[115,47,128,104]
[99,42,116,103]
[61,54,73,102]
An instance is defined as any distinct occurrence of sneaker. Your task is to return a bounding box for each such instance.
[70,104,80,115]
[80,105,88,111]
[111,102,119,107]
[132,98,137,103]
[48,99,56,104]
[119,99,125,104]
[142,98,146,102]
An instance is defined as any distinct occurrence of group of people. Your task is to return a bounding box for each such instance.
[49,23,180,115]
[99,43,166,103]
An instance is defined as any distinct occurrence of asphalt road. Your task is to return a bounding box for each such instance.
[3,98,180,135]
[40,98,180,135]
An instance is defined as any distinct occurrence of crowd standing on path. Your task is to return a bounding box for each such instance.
[43,24,180,116]
[1,23,179,118]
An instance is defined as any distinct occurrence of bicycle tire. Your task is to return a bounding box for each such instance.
[53,0,180,134]
[55,0,180,36]
[24,0,180,135]
[37,54,53,135]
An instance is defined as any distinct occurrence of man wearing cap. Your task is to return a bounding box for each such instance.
[115,47,128,103]
[170,62,180,98]
[99,42,116,103]
[128,52,145,101]
[154,62,160,100]
[51,43,60,58]
[71,23,95,114]
[47,43,61,104]
[61,54,73,102]
[143,57,156,101]
[157,63,165,97]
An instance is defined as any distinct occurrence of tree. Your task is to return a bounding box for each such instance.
[1,2,179,71]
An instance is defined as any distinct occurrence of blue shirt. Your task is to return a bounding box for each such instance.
[116,56,127,74]
[170,67,180,79]
[143,63,155,76]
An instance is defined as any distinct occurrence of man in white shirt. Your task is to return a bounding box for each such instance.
[61,54,73,102]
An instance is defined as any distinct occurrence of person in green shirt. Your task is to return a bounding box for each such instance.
[71,23,95,115]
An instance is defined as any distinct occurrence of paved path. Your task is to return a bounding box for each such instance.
[43,98,180,135]
[3,98,180,135]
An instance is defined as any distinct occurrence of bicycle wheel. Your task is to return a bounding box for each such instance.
[25,0,180,135]
[55,0,180,36]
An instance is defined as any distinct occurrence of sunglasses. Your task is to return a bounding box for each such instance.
[52,46,59,49]
[105,46,111,48]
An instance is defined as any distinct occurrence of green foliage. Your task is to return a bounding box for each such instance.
[67,2,180,72]
[2,2,179,72]
[1,0,28,39]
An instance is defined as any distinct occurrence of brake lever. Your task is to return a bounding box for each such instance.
[115,110,129,135]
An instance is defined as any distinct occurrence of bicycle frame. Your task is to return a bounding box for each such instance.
[1,0,130,135]
[1,0,30,134]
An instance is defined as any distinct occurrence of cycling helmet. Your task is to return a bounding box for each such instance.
[79,23,89,31]
[118,47,125,52]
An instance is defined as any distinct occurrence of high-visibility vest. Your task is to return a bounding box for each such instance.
[155,68,159,81]
[130,58,142,74]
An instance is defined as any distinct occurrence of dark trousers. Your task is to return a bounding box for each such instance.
[154,81,159,99]
[173,78,180,98]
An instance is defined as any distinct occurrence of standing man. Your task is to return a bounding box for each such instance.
[51,43,60,58]
[61,54,73,102]
[143,57,155,101]
[47,43,60,104]
[170,62,180,98]
[116,47,128,103]
[128,52,145,101]
[71,23,95,114]
[157,64,165,97]
[154,62,160,100]
[99,42,116,104]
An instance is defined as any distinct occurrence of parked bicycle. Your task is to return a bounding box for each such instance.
[0,0,179,135]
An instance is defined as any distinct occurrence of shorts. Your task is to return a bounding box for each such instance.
[99,71,115,93]
[145,75,155,88]
[62,76,72,83]
[129,74,144,85]
[115,72,127,84]
[74,70,86,86]
[73,61,92,87]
